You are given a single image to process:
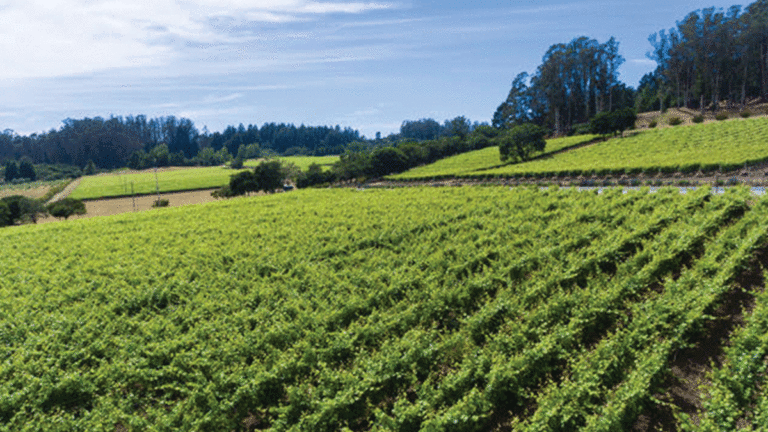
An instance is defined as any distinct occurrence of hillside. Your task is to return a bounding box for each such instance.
[2,187,768,430]
[389,116,768,181]
[388,135,599,180]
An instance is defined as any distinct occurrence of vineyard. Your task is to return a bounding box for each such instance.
[471,117,768,178]
[388,135,599,180]
[245,155,339,171]
[390,117,768,181]
[1,187,768,430]
[68,166,248,200]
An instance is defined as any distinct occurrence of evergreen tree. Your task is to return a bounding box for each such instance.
[3,160,18,182]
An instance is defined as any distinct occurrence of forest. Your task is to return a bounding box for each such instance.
[494,0,768,135]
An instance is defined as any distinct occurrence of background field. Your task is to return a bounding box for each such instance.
[3,187,768,430]
[471,117,768,177]
[244,155,339,171]
[388,134,599,180]
[68,167,247,200]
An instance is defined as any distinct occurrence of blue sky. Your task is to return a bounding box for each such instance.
[0,0,744,139]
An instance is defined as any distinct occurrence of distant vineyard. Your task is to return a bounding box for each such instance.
[245,155,339,171]
[69,166,247,200]
[1,187,768,430]
[472,117,768,178]
[389,134,599,180]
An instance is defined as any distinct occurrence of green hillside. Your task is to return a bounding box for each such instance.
[70,166,247,200]
[473,117,768,177]
[245,155,340,171]
[389,117,768,180]
[388,134,599,180]
[2,187,768,430]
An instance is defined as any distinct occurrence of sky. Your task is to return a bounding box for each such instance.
[0,0,747,139]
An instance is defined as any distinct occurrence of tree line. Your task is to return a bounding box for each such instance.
[0,116,364,173]
[640,0,768,112]
[493,36,635,136]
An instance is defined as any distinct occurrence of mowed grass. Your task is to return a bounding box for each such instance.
[388,134,599,180]
[471,117,768,177]
[244,155,339,171]
[69,166,246,200]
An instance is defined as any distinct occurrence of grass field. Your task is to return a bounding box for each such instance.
[470,117,768,177]
[69,166,246,200]
[0,180,66,199]
[244,155,339,171]
[388,134,599,180]
[2,186,768,430]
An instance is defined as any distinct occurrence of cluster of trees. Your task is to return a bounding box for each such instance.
[589,108,638,138]
[333,125,499,181]
[213,160,289,198]
[3,159,36,182]
[493,36,635,135]
[642,0,768,113]
[210,123,362,156]
[0,195,87,227]
[0,116,364,174]
[398,116,474,141]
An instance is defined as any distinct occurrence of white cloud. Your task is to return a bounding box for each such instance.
[0,0,396,79]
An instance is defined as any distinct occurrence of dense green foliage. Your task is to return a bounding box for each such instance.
[471,117,768,178]
[589,108,637,137]
[47,198,86,220]
[214,160,287,198]
[1,187,768,430]
[2,159,36,183]
[0,195,46,226]
[645,0,768,112]
[0,117,362,171]
[494,37,635,135]
[498,124,547,162]
[388,134,599,180]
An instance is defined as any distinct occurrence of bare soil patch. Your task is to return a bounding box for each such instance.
[37,188,220,224]
[0,184,51,199]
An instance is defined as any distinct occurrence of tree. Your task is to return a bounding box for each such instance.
[369,147,409,177]
[493,72,532,129]
[589,108,636,138]
[297,163,334,188]
[0,200,10,227]
[3,160,18,182]
[47,198,86,220]
[0,195,47,224]
[499,124,548,162]
[612,108,637,137]
[252,160,286,193]
[83,159,97,175]
[400,119,442,141]
[218,160,287,198]
[590,111,615,137]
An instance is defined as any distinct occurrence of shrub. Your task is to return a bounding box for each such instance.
[47,198,86,220]
[648,120,657,128]
[692,115,704,123]
[740,111,752,118]
[716,113,729,121]
[668,117,682,126]
[498,124,547,162]
[152,198,170,208]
